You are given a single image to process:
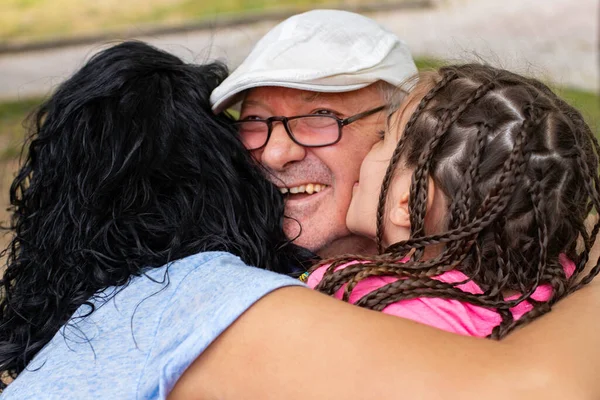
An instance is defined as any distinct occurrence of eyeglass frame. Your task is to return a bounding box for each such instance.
[233,105,386,150]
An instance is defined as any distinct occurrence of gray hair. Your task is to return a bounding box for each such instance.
[374,79,414,115]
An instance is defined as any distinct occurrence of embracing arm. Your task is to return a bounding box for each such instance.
[170,220,600,400]
[498,214,600,398]
[170,284,595,400]
[503,279,600,399]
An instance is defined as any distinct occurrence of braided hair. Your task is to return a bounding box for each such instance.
[315,64,600,339]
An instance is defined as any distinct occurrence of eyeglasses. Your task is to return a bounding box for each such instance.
[234,105,385,150]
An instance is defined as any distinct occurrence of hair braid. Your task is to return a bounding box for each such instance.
[568,152,600,291]
[384,107,537,258]
[407,110,453,259]
[342,250,469,301]
[375,71,460,253]
[314,64,600,341]
[315,257,398,295]
[450,124,489,228]
[360,102,548,312]
[408,81,496,262]
[562,117,600,288]
[488,307,515,340]
[443,123,490,282]
[488,228,512,297]
[492,301,552,339]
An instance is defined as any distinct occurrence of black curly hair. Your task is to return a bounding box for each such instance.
[0,41,314,383]
[316,64,600,339]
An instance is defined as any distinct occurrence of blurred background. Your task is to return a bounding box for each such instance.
[0,0,598,243]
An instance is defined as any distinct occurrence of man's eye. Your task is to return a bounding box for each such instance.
[312,109,337,116]
[239,115,263,121]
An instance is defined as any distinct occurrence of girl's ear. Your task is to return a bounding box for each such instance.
[389,192,410,228]
[389,176,438,229]
[426,177,436,211]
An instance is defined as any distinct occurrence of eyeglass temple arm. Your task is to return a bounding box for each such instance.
[341,105,386,126]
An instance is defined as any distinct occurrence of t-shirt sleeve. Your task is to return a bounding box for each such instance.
[137,252,306,399]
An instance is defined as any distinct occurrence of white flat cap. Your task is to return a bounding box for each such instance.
[210,9,418,113]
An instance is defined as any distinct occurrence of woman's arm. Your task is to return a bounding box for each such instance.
[503,228,600,399]
[170,286,577,400]
[504,280,599,399]
[170,218,600,400]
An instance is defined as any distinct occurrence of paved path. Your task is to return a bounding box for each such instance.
[0,0,597,100]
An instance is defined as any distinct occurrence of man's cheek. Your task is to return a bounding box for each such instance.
[250,149,263,162]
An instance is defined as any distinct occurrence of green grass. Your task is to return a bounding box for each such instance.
[0,98,42,161]
[414,57,445,71]
[1,0,382,45]
[559,87,600,134]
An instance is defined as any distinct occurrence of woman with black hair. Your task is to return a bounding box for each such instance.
[2,41,600,399]
[0,41,314,397]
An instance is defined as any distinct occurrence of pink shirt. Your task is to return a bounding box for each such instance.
[307,255,575,337]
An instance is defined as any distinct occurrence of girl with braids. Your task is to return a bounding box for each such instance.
[4,43,600,399]
[307,64,600,339]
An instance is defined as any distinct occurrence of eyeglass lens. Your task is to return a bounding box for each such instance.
[237,115,340,150]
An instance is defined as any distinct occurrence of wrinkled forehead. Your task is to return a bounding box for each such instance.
[241,85,384,111]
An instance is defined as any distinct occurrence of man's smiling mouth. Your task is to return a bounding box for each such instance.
[279,183,328,195]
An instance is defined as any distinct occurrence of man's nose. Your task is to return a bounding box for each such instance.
[259,122,306,171]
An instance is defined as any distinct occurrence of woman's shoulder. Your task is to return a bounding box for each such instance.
[142,250,244,280]
[135,250,305,396]
[2,251,304,399]
[141,251,303,296]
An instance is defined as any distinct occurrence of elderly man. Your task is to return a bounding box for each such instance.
[212,10,415,257]
[183,8,600,398]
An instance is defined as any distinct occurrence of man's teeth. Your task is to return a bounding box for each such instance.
[279,184,326,195]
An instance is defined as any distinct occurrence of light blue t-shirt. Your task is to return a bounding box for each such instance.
[1,251,304,399]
